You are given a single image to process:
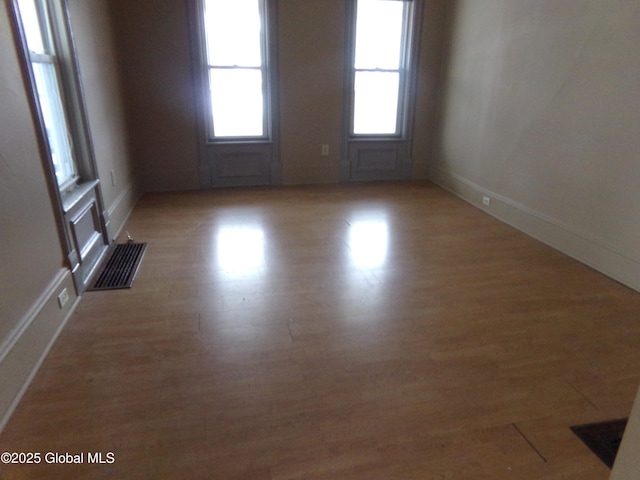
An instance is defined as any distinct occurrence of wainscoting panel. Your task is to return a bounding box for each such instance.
[345,140,410,182]
[203,142,276,188]
[62,181,110,291]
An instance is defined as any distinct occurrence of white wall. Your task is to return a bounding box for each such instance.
[431,0,640,291]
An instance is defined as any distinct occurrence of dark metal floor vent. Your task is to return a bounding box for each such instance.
[87,242,147,291]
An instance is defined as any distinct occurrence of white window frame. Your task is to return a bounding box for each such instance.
[347,0,419,139]
[198,0,273,142]
[9,0,112,292]
[14,0,81,191]
[11,0,101,198]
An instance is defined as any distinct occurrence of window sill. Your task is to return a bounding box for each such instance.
[348,135,406,142]
[206,138,272,146]
[61,179,99,213]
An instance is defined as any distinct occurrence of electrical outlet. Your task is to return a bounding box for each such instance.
[482,196,491,206]
[321,144,329,156]
[57,288,69,308]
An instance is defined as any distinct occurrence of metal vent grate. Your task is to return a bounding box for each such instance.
[87,242,147,291]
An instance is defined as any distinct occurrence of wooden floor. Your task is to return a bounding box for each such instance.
[1,182,640,479]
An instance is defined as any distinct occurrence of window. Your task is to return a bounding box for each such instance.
[16,0,78,189]
[202,0,269,139]
[342,0,421,182]
[10,0,112,290]
[190,0,278,186]
[350,0,416,136]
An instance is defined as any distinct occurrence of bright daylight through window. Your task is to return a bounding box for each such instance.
[17,0,77,187]
[352,0,411,135]
[203,0,266,138]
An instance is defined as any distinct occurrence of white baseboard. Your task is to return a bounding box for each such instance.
[430,166,640,292]
[0,269,79,433]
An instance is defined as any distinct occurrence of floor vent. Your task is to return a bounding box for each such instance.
[87,242,147,291]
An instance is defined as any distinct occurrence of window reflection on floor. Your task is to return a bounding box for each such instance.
[347,220,389,269]
[215,226,265,277]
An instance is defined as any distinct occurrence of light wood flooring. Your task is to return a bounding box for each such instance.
[1,182,640,479]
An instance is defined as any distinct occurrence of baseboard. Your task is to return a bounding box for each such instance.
[430,166,640,292]
[0,269,79,433]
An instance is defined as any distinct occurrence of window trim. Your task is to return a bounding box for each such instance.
[195,0,275,144]
[19,0,81,189]
[8,0,112,274]
[346,0,421,140]
[10,0,101,199]
[30,58,81,191]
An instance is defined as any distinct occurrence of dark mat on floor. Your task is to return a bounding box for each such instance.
[87,242,147,291]
[571,418,628,468]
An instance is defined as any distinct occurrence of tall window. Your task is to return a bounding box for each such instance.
[351,0,415,136]
[16,0,78,188]
[202,0,269,139]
